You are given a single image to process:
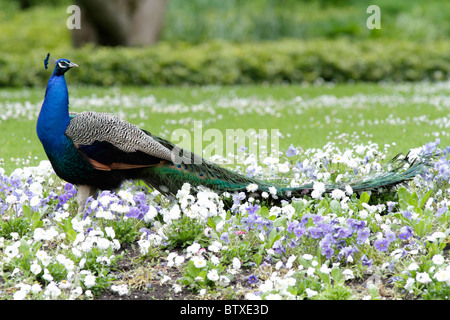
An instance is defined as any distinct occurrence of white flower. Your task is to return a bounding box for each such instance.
[434,269,450,283]
[30,195,41,207]
[137,239,151,255]
[275,261,283,270]
[111,284,129,296]
[44,282,61,299]
[172,255,184,266]
[161,275,172,285]
[408,262,420,271]
[84,274,96,288]
[172,284,182,293]
[245,292,262,300]
[42,269,53,282]
[266,293,282,300]
[416,272,432,285]
[33,228,47,241]
[259,280,273,292]
[246,183,258,192]
[144,205,158,222]
[320,264,331,274]
[302,254,313,260]
[5,194,18,204]
[31,283,42,294]
[168,204,181,220]
[404,277,415,291]
[96,238,111,250]
[30,262,42,275]
[359,210,368,219]
[13,289,28,300]
[208,241,222,253]
[104,227,115,239]
[331,189,346,200]
[192,256,207,268]
[305,288,318,298]
[268,186,277,196]
[186,242,201,255]
[281,204,295,219]
[118,190,135,205]
[278,163,290,173]
[232,257,241,270]
[342,269,355,280]
[286,255,296,269]
[431,254,445,265]
[426,232,446,242]
[207,269,220,281]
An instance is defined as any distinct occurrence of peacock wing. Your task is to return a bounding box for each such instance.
[65,111,175,171]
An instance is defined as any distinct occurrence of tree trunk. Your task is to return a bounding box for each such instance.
[72,0,168,47]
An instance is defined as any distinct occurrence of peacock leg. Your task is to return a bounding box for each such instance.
[77,185,97,213]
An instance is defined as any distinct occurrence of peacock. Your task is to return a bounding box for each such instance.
[37,54,430,213]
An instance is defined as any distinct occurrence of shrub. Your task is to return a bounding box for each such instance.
[2,39,449,87]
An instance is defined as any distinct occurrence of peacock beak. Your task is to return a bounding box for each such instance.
[69,62,79,68]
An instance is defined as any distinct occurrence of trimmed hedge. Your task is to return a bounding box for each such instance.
[2,39,450,87]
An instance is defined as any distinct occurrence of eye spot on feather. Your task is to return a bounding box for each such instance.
[197,172,207,179]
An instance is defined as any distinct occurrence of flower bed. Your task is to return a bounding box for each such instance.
[1,138,448,300]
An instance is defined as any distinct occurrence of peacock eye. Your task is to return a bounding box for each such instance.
[58,62,68,68]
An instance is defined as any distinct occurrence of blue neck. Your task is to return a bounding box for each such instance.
[37,72,71,153]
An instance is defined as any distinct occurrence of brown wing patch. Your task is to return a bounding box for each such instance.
[88,158,166,171]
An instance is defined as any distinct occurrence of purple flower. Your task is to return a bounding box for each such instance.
[346,218,364,232]
[312,214,324,225]
[374,238,389,252]
[339,246,357,261]
[232,192,246,205]
[321,246,334,259]
[294,227,306,238]
[286,144,299,157]
[126,207,143,220]
[220,232,229,244]
[437,205,447,217]
[308,227,323,239]
[287,221,299,233]
[272,240,285,254]
[300,213,312,227]
[360,255,373,267]
[248,274,258,284]
[398,226,413,241]
[402,210,412,220]
[357,227,370,245]
[246,204,259,214]
[386,201,396,213]
[335,227,353,239]
[385,230,397,244]
[318,222,333,234]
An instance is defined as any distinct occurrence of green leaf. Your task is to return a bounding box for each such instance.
[419,189,433,209]
[266,228,281,249]
[260,206,270,219]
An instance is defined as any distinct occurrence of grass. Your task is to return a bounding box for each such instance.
[1,81,449,173]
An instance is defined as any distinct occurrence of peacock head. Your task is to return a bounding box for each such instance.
[44,53,78,76]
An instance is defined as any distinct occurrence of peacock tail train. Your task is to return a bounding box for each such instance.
[140,132,432,202]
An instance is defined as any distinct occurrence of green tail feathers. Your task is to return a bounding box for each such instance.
[142,150,431,201]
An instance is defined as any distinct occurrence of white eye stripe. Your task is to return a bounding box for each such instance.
[58,62,68,68]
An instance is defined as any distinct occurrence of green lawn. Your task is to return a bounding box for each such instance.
[1,81,449,173]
